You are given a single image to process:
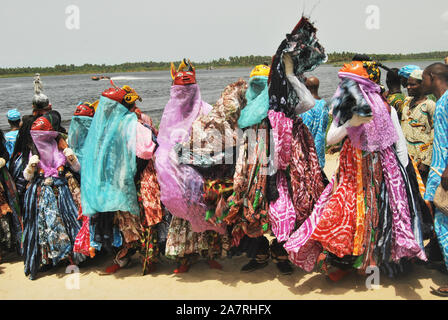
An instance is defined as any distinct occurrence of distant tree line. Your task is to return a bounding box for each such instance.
[1,51,447,77]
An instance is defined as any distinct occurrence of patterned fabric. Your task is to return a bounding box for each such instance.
[290,117,325,225]
[73,215,90,256]
[10,153,27,202]
[362,61,381,84]
[400,97,436,166]
[268,110,293,170]
[359,151,382,270]
[115,211,143,244]
[1,167,22,255]
[4,130,18,158]
[269,17,327,117]
[284,174,337,254]
[165,216,225,259]
[155,84,225,234]
[65,171,81,214]
[139,225,160,274]
[224,121,270,241]
[424,89,448,201]
[339,72,398,152]
[379,147,426,262]
[387,92,406,118]
[288,239,323,272]
[179,79,247,167]
[0,214,12,251]
[285,138,427,272]
[268,171,296,243]
[23,174,84,279]
[37,184,72,266]
[309,140,358,257]
[353,147,365,255]
[0,180,11,216]
[434,209,448,269]
[300,99,329,168]
[138,160,163,227]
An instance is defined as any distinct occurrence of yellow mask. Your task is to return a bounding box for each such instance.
[250,65,271,78]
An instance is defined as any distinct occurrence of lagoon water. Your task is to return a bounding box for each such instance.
[0,60,438,131]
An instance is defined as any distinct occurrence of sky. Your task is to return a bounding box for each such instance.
[0,0,447,68]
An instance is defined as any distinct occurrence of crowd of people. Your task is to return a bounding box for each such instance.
[1,16,448,298]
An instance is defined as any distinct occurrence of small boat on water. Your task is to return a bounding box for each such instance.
[91,75,110,81]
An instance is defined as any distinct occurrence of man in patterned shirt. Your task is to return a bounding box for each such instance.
[421,63,448,297]
[400,69,436,183]
[386,68,406,119]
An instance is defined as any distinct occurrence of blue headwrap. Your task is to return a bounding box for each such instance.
[7,109,21,121]
[398,65,421,79]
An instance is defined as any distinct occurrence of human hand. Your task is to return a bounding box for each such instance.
[63,148,76,162]
[29,155,40,167]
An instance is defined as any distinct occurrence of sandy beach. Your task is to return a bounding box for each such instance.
[1,153,446,300]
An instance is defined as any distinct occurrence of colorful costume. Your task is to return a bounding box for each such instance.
[266,17,327,271]
[155,60,224,234]
[22,77,85,279]
[160,60,230,272]
[284,59,429,278]
[79,81,158,273]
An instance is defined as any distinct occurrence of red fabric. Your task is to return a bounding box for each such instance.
[310,140,358,258]
[31,116,53,131]
[73,215,90,257]
[139,160,163,227]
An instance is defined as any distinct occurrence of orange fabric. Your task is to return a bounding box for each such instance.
[353,147,365,256]
[340,61,370,79]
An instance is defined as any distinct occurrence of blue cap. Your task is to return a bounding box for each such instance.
[398,65,421,79]
[7,109,21,121]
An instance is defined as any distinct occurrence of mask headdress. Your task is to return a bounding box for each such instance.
[268,16,327,117]
[102,79,142,109]
[171,58,197,85]
[31,110,62,131]
[250,65,271,78]
[74,101,97,117]
[32,73,51,114]
[340,55,382,84]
